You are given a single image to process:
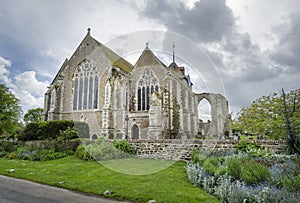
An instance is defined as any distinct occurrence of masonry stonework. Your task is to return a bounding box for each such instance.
[44,29,231,140]
[128,140,286,161]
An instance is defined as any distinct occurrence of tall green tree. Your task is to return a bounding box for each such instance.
[0,84,22,135]
[232,89,300,140]
[24,108,43,124]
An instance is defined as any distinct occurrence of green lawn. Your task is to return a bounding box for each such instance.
[0,156,220,203]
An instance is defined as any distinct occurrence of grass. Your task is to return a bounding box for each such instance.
[0,156,220,203]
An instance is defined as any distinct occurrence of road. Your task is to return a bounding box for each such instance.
[0,175,131,203]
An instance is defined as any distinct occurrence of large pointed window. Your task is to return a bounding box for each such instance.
[137,69,159,111]
[73,61,99,111]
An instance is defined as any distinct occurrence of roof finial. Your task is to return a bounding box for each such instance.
[146,42,149,49]
[87,28,91,35]
[172,41,175,63]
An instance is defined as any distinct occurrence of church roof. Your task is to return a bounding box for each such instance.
[134,44,167,68]
[93,37,133,73]
[168,61,185,75]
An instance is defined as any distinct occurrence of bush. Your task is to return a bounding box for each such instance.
[202,157,220,175]
[13,146,74,161]
[0,140,19,152]
[235,141,261,152]
[113,139,136,154]
[226,158,242,180]
[18,120,84,141]
[191,150,207,164]
[76,138,135,161]
[241,160,270,184]
[75,144,93,161]
[281,175,300,192]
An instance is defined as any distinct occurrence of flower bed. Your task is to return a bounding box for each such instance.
[186,145,300,202]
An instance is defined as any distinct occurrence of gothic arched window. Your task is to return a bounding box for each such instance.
[137,69,159,111]
[73,61,99,111]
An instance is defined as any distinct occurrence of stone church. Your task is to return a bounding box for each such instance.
[44,29,230,140]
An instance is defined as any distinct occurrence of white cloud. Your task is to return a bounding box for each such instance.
[0,56,15,88]
[14,71,49,97]
[0,56,49,113]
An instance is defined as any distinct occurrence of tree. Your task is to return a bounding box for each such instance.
[24,108,43,124]
[282,88,300,153]
[0,84,22,135]
[232,89,300,140]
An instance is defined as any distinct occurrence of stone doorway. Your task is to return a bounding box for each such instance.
[131,124,139,139]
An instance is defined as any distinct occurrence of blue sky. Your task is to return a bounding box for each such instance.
[0,0,299,119]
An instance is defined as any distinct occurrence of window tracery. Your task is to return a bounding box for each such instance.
[73,61,99,111]
[137,69,159,111]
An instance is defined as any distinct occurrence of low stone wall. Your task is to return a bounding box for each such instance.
[129,139,286,161]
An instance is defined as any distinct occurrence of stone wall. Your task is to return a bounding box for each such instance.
[129,139,286,161]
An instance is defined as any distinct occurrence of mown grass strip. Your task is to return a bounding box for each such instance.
[0,156,219,203]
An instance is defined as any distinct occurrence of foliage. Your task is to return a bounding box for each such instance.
[12,146,74,161]
[282,88,300,154]
[240,160,270,184]
[18,120,79,141]
[235,141,261,152]
[23,108,43,124]
[53,127,78,152]
[226,158,242,180]
[202,157,220,175]
[76,138,135,161]
[187,161,300,203]
[0,140,19,153]
[113,139,136,154]
[187,148,300,202]
[234,141,274,158]
[281,175,300,192]
[75,144,93,161]
[0,84,22,135]
[232,89,300,142]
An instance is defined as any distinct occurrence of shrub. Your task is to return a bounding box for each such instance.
[226,158,242,180]
[191,150,207,164]
[235,141,261,152]
[76,138,135,161]
[75,144,93,161]
[13,146,74,161]
[18,120,82,141]
[202,157,220,175]
[281,175,300,192]
[0,140,19,152]
[241,160,270,184]
[113,139,136,154]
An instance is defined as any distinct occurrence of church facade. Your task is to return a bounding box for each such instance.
[44,29,230,140]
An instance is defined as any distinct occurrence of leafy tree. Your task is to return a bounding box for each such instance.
[232,89,300,140]
[24,108,43,124]
[0,84,22,135]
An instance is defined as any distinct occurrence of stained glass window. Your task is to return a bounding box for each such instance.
[72,61,99,111]
[136,69,159,111]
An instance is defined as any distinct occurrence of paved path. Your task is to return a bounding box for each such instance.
[0,175,131,203]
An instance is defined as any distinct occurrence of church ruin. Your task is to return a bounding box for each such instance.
[44,29,230,140]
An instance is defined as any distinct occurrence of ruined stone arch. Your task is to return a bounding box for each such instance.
[195,93,230,137]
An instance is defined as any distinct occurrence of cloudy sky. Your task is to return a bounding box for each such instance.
[0,0,299,119]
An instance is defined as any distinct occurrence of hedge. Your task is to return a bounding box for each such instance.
[18,120,89,141]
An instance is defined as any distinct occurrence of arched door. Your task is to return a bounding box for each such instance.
[131,124,139,139]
